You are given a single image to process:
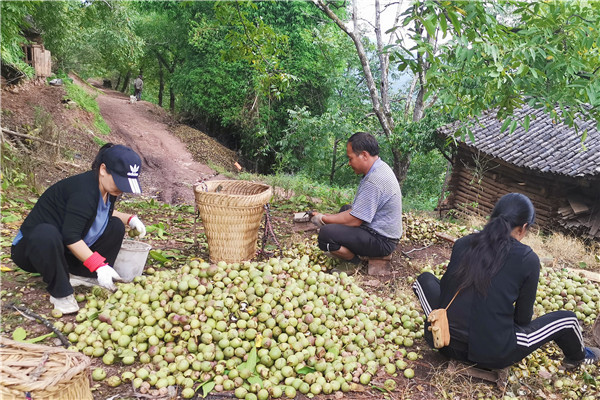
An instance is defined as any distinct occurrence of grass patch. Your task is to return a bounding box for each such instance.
[92,136,108,147]
[64,81,110,135]
[524,231,599,269]
[213,167,354,212]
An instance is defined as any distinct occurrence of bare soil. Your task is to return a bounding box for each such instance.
[82,76,234,204]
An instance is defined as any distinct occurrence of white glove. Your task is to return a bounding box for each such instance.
[96,265,121,291]
[128,215,146,238]
[310,213,325,227]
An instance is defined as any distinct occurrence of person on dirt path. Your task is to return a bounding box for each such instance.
[309,131,402,265]
[412,193,600,370]
[11,143,147,314]
[134,74,143,101]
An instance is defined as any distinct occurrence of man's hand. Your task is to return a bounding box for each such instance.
[310,213,325,227]
[96,265,121,291]
[128,215,146,238]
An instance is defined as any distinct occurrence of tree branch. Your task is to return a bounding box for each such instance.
[234,2,277,70]
[2,128,58,147]
[312,0,393,137]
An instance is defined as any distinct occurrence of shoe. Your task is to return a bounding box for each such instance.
[50,294,79,314]
[564,347,600,369]
[69,274,98,287]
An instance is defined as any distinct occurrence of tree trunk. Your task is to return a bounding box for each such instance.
[169,85,175,112]
[158,61,164,107]
[413,85,426,122]
[329,138,341,185]
[312,0,393,139]
[120,70,131,93]
[392,148,411,187]
[115,73,122,92]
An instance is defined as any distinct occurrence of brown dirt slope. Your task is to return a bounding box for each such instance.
[81,76,231,204]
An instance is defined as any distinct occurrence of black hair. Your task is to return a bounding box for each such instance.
[347,132,379,157]
[454,193,536,295]
[91,143,115,173]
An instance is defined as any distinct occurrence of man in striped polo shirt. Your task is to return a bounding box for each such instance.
[311,132,402,265]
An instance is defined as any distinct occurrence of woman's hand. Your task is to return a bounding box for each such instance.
[128,215,146,238]
[96,265,121,291]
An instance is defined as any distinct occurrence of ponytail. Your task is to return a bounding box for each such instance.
[453,193,536,295]
[91,143,114,172]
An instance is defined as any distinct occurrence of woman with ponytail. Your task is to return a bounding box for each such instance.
[11,143,147,314]
[413,193,599,369]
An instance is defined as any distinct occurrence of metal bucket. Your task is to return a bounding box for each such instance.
[113,240,152,282]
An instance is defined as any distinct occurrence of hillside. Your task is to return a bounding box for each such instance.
[2,76,238,203]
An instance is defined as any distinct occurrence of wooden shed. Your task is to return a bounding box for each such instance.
[22,44,52,77]
[439,105,600,241]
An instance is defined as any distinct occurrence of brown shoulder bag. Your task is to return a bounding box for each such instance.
[427,290,460,349]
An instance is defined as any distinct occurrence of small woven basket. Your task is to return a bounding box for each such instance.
[0,336,92,400]
[194,180,272,263]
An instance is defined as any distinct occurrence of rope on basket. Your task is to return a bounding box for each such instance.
[257,204,282,259]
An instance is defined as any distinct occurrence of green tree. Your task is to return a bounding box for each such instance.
[419,0,600,134]
[313,0,600,185]
[183,0,353,173]
[30,1,143,78]
[1,1,36,79]
[1,1,143,83]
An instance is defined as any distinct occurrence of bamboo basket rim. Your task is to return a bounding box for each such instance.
[194,180,272,207]
[194,179,271,196]
[0,336,91,397]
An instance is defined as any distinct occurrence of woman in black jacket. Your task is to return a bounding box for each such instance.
[413,193,599,369]
[11,143,146,314]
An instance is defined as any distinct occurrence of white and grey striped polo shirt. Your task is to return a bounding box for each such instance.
[350,158,402,239]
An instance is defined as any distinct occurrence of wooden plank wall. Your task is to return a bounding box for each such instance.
[22,45,52,77]
[32,45,51,77]
[447,147,600,239]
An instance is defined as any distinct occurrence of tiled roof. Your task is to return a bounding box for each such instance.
[439,105,600,177]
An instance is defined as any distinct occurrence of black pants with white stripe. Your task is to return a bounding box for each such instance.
[413,272,586,369]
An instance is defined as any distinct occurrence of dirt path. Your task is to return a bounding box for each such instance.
[79,78,225,204]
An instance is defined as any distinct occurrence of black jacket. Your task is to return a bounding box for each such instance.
[440,234,540,365]
[19,171,117,245]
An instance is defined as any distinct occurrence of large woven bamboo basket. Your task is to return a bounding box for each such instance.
[0,336,92,400]
[194,180,272,263]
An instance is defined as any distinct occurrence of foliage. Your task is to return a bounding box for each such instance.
[394,0,600,138]
[227,170,354,213]
[280,106,356,186]
[0,1,35,78]
[402,150,447,211]
[0,144,31,189]
[276,39,376,186]
[64,81,110,135]
[214,1,295,101]
[182,0,354,172]
[30,1,144,78]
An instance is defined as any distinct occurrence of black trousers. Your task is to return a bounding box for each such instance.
[317,224,397,258]
[413,272,586,369]
[11,217,124,298]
